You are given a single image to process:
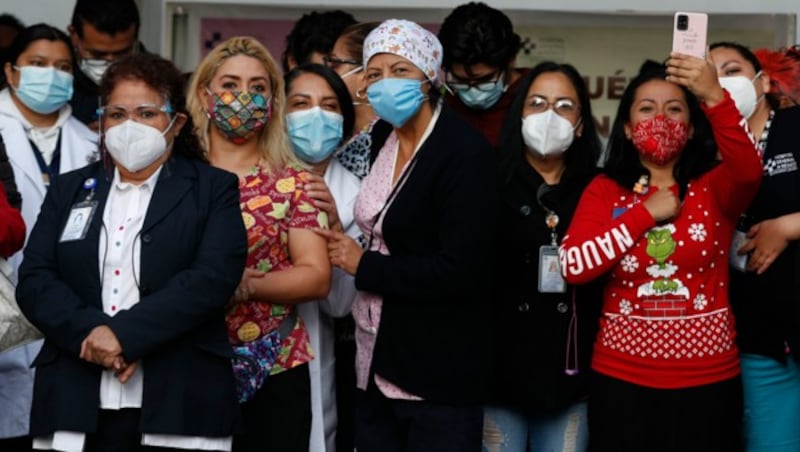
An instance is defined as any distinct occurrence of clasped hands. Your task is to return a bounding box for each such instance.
[80,325,137,384]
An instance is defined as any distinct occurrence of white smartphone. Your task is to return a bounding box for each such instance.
[672,12,708,59]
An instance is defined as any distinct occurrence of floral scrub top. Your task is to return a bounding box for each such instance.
[226,163,329,375]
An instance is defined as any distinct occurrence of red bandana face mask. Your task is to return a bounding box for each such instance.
[631,115,689,165]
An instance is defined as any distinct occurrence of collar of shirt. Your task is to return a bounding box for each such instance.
[112,164,163,192]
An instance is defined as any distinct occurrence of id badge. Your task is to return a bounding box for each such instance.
[539,245,566,293]
[59,200,98,242]
[729,229,749,272]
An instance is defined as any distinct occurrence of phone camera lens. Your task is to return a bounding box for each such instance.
[677,15,689,31]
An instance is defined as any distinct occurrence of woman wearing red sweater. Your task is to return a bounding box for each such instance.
[561,54,761,451]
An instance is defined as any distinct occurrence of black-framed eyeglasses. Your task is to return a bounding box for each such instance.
[526,95,579,116]
[446,71,505,92]
[323,55,359,70]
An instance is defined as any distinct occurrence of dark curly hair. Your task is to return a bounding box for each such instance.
[438,2,521,74]
[99,53,203,161]
[603,64,718,199]
[281,10,356,72]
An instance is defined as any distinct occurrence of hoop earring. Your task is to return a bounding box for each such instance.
[355,88,367,100]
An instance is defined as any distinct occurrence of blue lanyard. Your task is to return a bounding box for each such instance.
[28,130,62,185]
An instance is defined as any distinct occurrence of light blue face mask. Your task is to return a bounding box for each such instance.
[12,66,74,114]
[455,81,506,110]
[286,106,344,164]
[366,78,428,128]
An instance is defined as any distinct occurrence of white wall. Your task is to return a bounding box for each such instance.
[164,0,800,32]
[159,1,797,73]
[2,1,796,59]
[0,1,76,30]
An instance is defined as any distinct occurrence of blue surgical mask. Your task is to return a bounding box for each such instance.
[455,82,506,110]
[367,78,428,128]
[286,106,344,164]
[12,66,74,114]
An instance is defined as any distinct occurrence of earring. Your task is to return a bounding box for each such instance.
[355,88,366,100]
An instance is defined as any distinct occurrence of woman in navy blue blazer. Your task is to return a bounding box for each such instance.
[16,53,247,452]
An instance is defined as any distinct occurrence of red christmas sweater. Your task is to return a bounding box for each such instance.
[560,94,761,389]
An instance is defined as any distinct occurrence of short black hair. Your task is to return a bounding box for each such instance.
[71,0,140,38]
[0,14,25,33]
[284,63,355,145]
[438,2,521,74]
[6,23,74,69]
[603,64,718,199]
[282,10,357,72]
[498,61,601,188]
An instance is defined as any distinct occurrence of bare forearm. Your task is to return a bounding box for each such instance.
[777,212,800,241]
[249,265,331,305]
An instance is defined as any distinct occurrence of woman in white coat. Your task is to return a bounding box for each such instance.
[284,63,360,452]
[0,24,96,449]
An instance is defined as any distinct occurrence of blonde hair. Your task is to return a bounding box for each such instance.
[187,36,300,172]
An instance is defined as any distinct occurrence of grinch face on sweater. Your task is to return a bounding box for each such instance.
[646,228,677,268]
[640,225,688,298]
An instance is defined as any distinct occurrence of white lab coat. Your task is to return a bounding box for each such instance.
[0,90,97,438]
[298,159,360,452]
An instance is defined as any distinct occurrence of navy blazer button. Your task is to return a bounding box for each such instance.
[518,302,530,312]
[519,205,531,216]
[142,234,152,243]
[523,252,531,263]
[557,302,569,313]
[141,286,151,295]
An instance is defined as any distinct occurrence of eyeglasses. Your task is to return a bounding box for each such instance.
[97,103,173,123]
[446,71,504,92]
[323,55,360,70]
[526,95,579,116]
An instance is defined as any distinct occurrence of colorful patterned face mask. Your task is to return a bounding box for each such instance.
[207,88,271,144]
[631,115,689,165]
